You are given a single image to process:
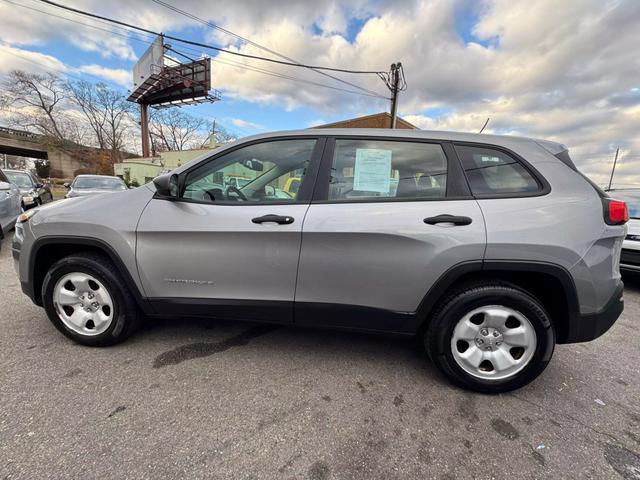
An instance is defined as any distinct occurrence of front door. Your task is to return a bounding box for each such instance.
[295,137,486,331]
[136,137,323,322]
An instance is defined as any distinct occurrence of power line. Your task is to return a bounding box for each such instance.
[168,45,386,99]
[1,0,168,52]
[211,56,387,99]
[12,0,226,62]
[17,0,163,47]
[3,0,388,100]
[149,0,385,98]
[37,0,387,75]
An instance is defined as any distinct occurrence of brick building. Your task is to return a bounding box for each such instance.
[315,112,417,129]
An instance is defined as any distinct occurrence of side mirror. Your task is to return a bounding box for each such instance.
[0,181,11,191]
[153,173,179,198]
[35,183,44,189]
[63,182,70,189]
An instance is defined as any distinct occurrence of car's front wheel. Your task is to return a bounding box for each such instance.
[42,252,139,346]
[425,282,555,393]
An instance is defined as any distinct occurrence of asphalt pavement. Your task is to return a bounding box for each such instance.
[1,236,639,479]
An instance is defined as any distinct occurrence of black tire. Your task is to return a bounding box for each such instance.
[425,281,555,393]
[42,252,140,346]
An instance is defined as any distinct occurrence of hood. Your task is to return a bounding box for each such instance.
[31,186,154,226]
[18,187,36,195]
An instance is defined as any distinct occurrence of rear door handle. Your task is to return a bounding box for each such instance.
[252,214,295,225]
[424,214,472,226]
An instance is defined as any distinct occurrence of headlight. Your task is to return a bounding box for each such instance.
[17,209,37,223]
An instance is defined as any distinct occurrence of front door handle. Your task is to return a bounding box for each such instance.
[424,214,472,226]
[252,214,295,225]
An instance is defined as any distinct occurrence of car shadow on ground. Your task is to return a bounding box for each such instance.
[107,272,640,379]
[132,314,434,376]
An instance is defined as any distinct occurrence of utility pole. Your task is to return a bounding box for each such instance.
[607,146,620,191]
[140,104,150,158]
[389,62,401,129]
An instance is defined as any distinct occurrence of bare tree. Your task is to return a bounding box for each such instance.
[149,108,211,153]
[0,70,77,143]
[68,80,107,148]
[68,80,135,160]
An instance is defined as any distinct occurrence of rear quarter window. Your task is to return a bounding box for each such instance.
[455,145,540,196]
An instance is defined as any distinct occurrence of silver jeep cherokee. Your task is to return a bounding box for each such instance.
[12,129,628,393]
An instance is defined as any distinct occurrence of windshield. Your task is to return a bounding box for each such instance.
[74,176,126,190]
[611,191,640,219]
[5,171,33,188]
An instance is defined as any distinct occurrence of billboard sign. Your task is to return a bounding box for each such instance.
[127,36,219,108]
[132,35,164,91]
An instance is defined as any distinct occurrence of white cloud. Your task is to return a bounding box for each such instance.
[0,1,137,60]
[0,43,66,75]
[76,64,130,88]
[230,118,265,130]
[0,0,638,187]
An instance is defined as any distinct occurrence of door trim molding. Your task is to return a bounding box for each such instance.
[147,297,293,323]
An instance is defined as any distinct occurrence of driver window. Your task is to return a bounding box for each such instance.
[182,139,316,203]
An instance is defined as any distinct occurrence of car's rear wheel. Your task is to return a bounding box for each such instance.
[425,282,555,393]
[42,252,139,346]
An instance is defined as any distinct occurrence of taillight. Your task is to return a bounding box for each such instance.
[603,198,629,225]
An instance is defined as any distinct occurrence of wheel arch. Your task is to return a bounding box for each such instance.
[28,237,152,314]
[411,260,580,344]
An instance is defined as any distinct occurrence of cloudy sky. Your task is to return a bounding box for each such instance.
[0,0,638,186]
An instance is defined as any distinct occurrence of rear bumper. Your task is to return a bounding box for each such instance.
[563,282,624,343]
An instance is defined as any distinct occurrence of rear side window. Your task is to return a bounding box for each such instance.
[329,139,448,201]
[455,145,540,195]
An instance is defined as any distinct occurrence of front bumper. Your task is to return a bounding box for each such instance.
[563,282,624,343]
[21,194,37,209]
[620,248,640,272]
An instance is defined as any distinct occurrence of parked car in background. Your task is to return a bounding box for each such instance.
[608,189,640,272]
[64,175,127,198]
[283,176,302,196]
[3,169,53,209]
[0,168,22,246]
[13,129,628,393]
[224,176,251,190]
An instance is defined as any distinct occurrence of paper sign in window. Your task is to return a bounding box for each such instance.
[353,149,392,193]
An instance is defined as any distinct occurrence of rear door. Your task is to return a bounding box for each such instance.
[295,136,486,331]
[136,137,324,322]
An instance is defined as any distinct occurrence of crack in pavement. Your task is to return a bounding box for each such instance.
[510,393,630,447]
